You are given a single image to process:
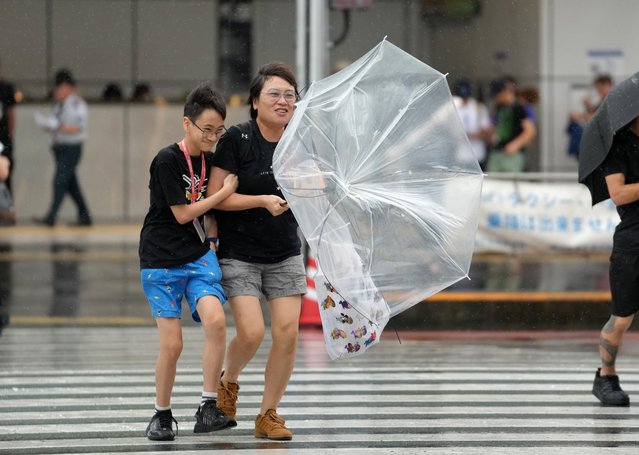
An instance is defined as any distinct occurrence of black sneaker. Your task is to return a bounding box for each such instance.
[146,409,178,441]
[194,400,231,433]
[592,368,630,406]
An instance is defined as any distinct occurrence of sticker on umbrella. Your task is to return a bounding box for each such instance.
[314,261,385,359]
[274,38,483,359]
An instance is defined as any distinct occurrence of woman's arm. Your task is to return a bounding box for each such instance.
[170,173,238,224]
[208,166,289,216]
[605,172,639,206]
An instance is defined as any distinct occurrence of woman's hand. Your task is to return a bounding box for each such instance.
[262,195,289,216]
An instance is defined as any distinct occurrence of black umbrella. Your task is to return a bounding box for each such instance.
[579,71,639,205]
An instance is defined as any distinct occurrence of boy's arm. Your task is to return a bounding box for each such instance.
[208,166,289,216]
[605,173,639,206]
[170,174,238,224]
[204,214,218,250]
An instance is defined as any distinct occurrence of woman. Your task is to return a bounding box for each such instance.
[208,62,305,440]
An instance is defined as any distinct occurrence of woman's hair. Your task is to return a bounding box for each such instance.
[248,62,298,119]
[184,82,226,120]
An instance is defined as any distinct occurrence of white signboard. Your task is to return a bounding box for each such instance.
[475,179,619,253]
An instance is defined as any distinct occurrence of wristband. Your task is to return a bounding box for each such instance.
[207,236,219,247]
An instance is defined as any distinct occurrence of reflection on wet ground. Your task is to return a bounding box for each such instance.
[3,326,639,454]
[1,227,632,453]
[0,225,613,332]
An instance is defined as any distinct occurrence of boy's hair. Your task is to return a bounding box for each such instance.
[248,62,298,119]
[184,82,226,120]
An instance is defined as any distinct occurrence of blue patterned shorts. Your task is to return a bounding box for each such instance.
[141,250,226,322]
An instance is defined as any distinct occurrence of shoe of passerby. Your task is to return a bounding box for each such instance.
[146,409,178,441]
[193,400,231,433]
[32,216,54,227]
[217,377,239,427]
[254,409,293,440]
[592,368,630,406]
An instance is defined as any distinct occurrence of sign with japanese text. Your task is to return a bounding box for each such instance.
[476,179,618,253]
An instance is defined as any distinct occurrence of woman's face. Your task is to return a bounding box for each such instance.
[252,76,296,128]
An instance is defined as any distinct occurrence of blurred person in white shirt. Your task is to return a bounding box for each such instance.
[453,80,491,170]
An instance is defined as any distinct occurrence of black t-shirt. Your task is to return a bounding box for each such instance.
[139,143,214,268]
[212,119,301,263]
[494,102,528,150]
[0,80,16,152]
[602,129,639,250]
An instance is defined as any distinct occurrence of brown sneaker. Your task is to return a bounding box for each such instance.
[217,378,239,422]
[254,409,293,440]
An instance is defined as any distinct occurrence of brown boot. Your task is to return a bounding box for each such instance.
[254,409,293,440]
[217,379,239,426]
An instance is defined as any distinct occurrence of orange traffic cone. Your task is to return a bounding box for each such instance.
[299,254,322,327]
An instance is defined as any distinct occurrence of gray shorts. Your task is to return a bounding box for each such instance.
[219,255,307,301]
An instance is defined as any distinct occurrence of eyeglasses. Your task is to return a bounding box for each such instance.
[261,90,298,103]
[190,119,227,139]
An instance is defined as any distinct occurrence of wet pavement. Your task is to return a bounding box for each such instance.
[2,327,639,454]
[0,225,636,454]
[0,224,613,331]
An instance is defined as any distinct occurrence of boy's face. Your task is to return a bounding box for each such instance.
[184,108,226,152]
[252,76,296,128]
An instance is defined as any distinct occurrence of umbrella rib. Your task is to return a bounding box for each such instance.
[313,191,389,328]
[345,75,448,181]
[358,185,469,279]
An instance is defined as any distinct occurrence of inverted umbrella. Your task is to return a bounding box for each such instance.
[579,71,639,205]
[273,39,483,359]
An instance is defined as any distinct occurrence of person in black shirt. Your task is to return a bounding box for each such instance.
[592,116,639,407]
[210,63,306,441]
[0,58,16,192]
[139,83,238,441]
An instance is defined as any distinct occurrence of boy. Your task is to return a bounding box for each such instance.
[139,83,238,441]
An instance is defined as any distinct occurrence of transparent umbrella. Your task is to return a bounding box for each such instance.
[273,39,483,359]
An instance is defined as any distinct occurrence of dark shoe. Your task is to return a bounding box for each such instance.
[592,368,630,406]
[146,409,178,441]
[32,217,54,227]
[194,400,231,433]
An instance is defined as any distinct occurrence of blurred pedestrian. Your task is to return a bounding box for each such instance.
[517,85,539,125]
[131,83,152,103]
[453,79,491,169]
[572,74,614,124]
[486,78,536,172]
[34,69,92,226]
[210,62,305,441]
[0,141,14,226]
[591,114,639,407]
[567,74,614,159]
[139,82,238,441]
[0,58,16,192]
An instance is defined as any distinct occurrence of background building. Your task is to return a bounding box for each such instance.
[1,0,638,221]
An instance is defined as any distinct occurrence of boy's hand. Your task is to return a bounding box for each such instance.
[220,174,238,196]
[263,195,289,216]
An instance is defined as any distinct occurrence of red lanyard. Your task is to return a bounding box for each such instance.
[178,139,206,204]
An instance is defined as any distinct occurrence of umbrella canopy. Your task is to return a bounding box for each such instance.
[579,71,639,205]
[273,39,483,358]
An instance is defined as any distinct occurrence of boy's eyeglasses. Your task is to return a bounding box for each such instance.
[190,119,227,139]
[261,90,298,103]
